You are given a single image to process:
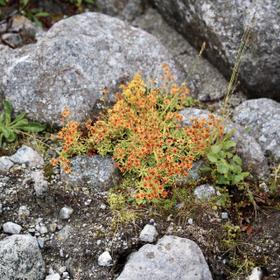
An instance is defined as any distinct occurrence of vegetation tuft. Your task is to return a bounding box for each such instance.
[52,65,249,205]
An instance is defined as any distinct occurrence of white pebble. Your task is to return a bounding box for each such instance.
[59,206,74,220]
[3,222,22,234]
[98,251,113,267]
[139,224,158,243]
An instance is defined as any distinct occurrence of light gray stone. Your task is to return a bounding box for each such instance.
[46,273,61,280]
[117,235,212,280]
[133,8,229,102]
[95,0,146,22]
[194,184,216,200]
[247,267,263,280]
[1,33,22,48]
[0,156,14,172]
[3,221,22,234]
[139,224,158,243]
[180,108,269,178]
[233,98,280,162]
[62,155,120,191]
[153,0,280,101]
[9,145,44,168]
[59,206,74,220]
[1,12,184,126]
[98,251,113,267]
[221,212,229,220]
[30,170,49,196]
[39,225,48,234]
[0,234,45,280]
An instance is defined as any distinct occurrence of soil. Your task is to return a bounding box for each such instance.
[1,163,280,279]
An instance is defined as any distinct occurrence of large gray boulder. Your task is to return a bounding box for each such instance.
[1,12,184,126]
[233,98,280,162]
[180,108,269,178]
[61,155,120,190]
[153,0,280,101]
[133,8,230,102]
[117,235,212,280]
[0,234,45,280]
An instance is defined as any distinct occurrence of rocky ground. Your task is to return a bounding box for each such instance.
[0,1,280,280]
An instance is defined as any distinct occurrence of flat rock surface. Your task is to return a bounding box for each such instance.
[117,235,213,280]
[1,12,184,125]
[61,155,121,191]
[153,0,280,100]
[233,98,280,162]
[0,234,45,280]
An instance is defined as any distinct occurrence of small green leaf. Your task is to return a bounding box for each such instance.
[35,12,50,17]
[2,127,16,142]
[207,152,218,163]
[217,160,229,174]
[223,140,236,150]
[11,119,29,128]
[20,122,46,133]
[211,144,222,154]
[0,133,3,146]
[233,155,242,165]
[12,112,26,124]
[3,101,12,125]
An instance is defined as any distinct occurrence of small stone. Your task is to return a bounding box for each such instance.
[9,145,44,168]
[221,212,229,220]
[49,223,57,233]
[0,203,3,214]
[37,237,44,248]
[98,251,113,267]
[187,218,193,225]
[259,182,269,193]
[1,33,23,48]
[139,224,158,243]
[194,184,216,200]
[0,156,14,172]
[247,267,263,280]
[18,206,30,218]
[30,170,48,197]
[100,203,106,210]
[3,222,22,234]
[39,225,48,234]
[46,273,61,280]
[58,266,66,273]
[59,206,74,220]
[62,271,69,278]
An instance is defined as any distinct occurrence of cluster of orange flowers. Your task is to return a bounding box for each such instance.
[51,110,87,174]
[53,66,223,203]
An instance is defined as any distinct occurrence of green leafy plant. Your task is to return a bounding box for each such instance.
[19,0,49,27]
[0,100,46,146]
[67,0,95,11]
[0,0,7,6]
[204,133,249,185]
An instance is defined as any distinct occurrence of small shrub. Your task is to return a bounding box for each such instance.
[0,100,45,146]
[53,66,224,203]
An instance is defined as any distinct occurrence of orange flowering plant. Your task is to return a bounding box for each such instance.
[52,66,224,203]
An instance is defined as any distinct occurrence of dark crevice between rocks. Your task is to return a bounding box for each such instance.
[111,242,143,276]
